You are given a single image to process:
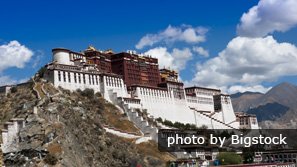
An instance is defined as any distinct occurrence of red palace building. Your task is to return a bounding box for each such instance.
[80,46,181,91]
[111,51,160,87]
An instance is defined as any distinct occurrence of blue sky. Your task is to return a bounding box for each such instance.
[1,0,297,93]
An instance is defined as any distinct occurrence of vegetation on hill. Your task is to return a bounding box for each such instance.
[0,81,174,166]
[155,117,207,130]
[217,152,242,165]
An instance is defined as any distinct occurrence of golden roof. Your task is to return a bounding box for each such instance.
[86,45,96,51]
[104,49,113,54]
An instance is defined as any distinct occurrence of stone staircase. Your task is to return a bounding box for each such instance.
[102,125,141,139]
[122,104,159,141]
[108,90,161,142]
[196,111,236,129]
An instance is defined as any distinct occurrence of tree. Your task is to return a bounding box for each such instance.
[37,66,47,78]
[80,88,95,99]
[217,152,242,165]
[242,147,256,164]
[10,87,18,93]
[155,117,163,123]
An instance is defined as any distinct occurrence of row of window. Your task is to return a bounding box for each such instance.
[124,99,140,104]
[187,99,214,104]
[196,91,217,96]
[105,77,122,87]
[57,71,99,86]
[70,53,84,60]
[139,88,171,98]
[239,117,257,125]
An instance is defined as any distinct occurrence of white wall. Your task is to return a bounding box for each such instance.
[1,120,25,153]
[102,76,128,102]
[220,96,237,124]
[135,87,197,125]
[53,70,101,92]
[186,95,214,112]
[53,50,74,65]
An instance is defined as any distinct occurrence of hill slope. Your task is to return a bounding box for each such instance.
[0,81,173,167]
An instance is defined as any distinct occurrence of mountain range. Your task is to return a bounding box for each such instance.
[231,82,297,128]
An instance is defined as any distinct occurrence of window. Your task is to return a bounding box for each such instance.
[252,118,257,125]
[96,76,98,85]
[58,71,61,81]
[78,74,81,83]
[83,74,86,84]
[68,72,71,82]
[63,72,66,82]
[74,73,77,83]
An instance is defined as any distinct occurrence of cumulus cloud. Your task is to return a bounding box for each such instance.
[190,36,297,93]
[237,0,297,37]
[192,46,209,57]
[228,85,272,94]
[136,25,207,49]
[0,76,17,85]
[0,40,33,72]
[145,47,192,71]
[0,75,29,86]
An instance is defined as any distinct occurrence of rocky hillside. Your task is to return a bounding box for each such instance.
[231,92,263,112]
[0,80,174,166]
[231,82,297,128]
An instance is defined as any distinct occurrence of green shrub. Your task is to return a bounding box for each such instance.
[80,88,95,99]
[37,66,47,78]
[217,152,242,165]
[10,87,18,93]
[95,92,102,97]
[163,119,174,127]
[44,153,58,165]
[155,117,163,123]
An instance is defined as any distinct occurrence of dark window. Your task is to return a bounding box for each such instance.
[63,72,66,82]
[68,72,71,82]
[58,71,61,81]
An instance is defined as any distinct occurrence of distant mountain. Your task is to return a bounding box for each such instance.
[231,92,263,112]
[246,102,289,122]
[231,82,297,128]
[230,91,263,99]
[259,82,297,108]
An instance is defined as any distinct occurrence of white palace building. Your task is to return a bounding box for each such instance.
[42,47,259,130]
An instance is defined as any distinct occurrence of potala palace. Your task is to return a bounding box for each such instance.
[42,46,259,130]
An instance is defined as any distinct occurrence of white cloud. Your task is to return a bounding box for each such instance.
[136,25,207,49]
[237,0,297,37]
[145,47,193,71]
[190,36,297,93]
[0,76,17,86]
[228,85,272,94]
[192,46,209,57]
[0,75,30,86]
[0,40,33,72]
